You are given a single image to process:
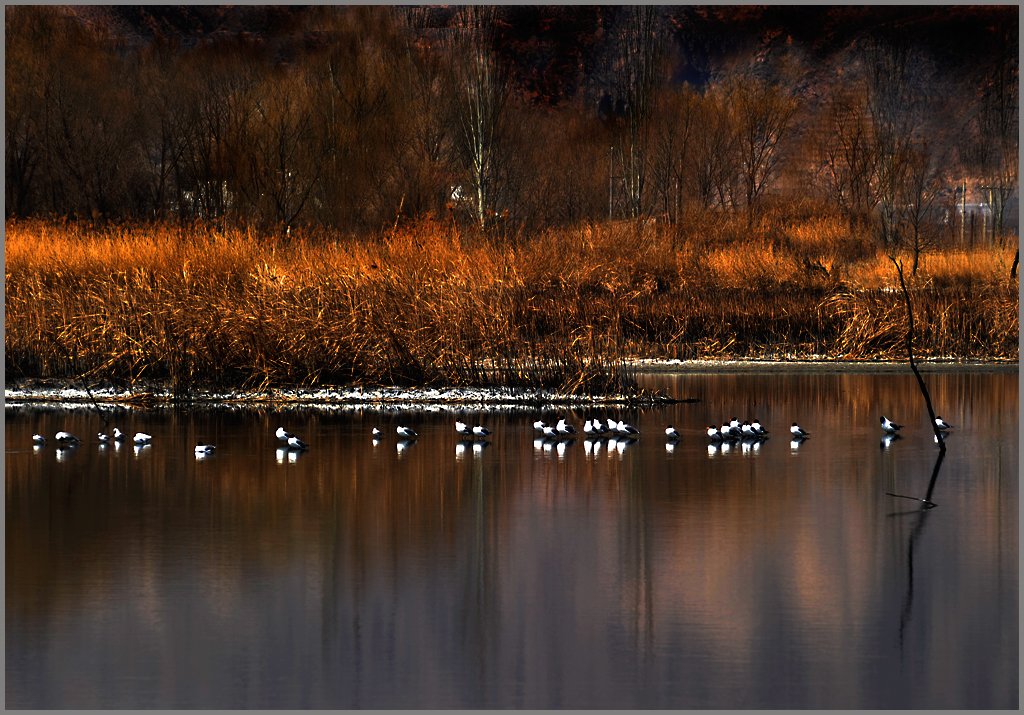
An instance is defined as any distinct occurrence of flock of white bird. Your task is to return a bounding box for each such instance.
[32,413,954,457]
[35,427,153,448]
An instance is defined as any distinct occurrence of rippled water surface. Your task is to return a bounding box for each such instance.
[5,369,1018,708]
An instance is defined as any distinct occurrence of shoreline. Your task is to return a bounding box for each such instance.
[5,359,1017,410]
[628,358,1019,373]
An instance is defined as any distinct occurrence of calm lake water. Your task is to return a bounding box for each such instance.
[5,370,1018,708]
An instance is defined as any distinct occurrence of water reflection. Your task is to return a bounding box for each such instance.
[611,436,636,456]
[454,440,490,460]
[275,447,302,464]
[880,433,903,450]
[555,439,569,459]
[894,446,947,651]
[5,369,1018,709]
[396,438,416,456]
[54,445,77,462]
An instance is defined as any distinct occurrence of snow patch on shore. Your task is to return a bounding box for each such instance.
[4,384,650,412]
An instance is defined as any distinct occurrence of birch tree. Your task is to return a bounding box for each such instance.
[450,6,511,231]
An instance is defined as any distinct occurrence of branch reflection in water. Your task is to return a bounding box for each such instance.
[890,445,947,652]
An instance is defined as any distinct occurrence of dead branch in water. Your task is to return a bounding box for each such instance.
[890,256,946,448]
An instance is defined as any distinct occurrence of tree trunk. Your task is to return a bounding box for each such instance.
[891,256,946,448]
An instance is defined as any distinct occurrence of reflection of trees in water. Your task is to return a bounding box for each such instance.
[457,452,502,703]
[620,453,655,661]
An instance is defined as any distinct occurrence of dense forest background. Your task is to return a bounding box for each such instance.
[5,5,1019,247]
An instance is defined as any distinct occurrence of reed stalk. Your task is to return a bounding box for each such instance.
[5,218,1017,393]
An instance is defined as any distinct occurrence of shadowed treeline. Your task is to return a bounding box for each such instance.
[5,5,1018,254]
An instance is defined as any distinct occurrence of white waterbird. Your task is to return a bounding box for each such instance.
[790,423,810,438]
[133,432,153,445]
[396,426,418,439]
[880,416,903,433]
[616,420,640,437]
[555,418,576,435]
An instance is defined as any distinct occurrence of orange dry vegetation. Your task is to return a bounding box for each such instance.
[5,218,1018,393]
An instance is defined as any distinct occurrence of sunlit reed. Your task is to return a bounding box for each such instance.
[5,218,1017,394]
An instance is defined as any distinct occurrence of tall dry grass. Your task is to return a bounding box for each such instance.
[5,217,1018,394]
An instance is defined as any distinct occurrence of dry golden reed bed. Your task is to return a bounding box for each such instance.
[5,217,1018,394]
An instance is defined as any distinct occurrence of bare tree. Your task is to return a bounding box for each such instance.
[399,7,456,221]
[650,86,698,224]
[245,72,321,228]
[900,141,945,274]
[727,74,797,228]
[42,23,144,221]
[173,49,259,223]
[4,7,49,216]
[862,39,933,250]
[125,42,193,221]
[815,85,878,230]
[449,6,512,231]
[610,6,665,219]
[689,88,738,211]
[973,26,1018,243]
